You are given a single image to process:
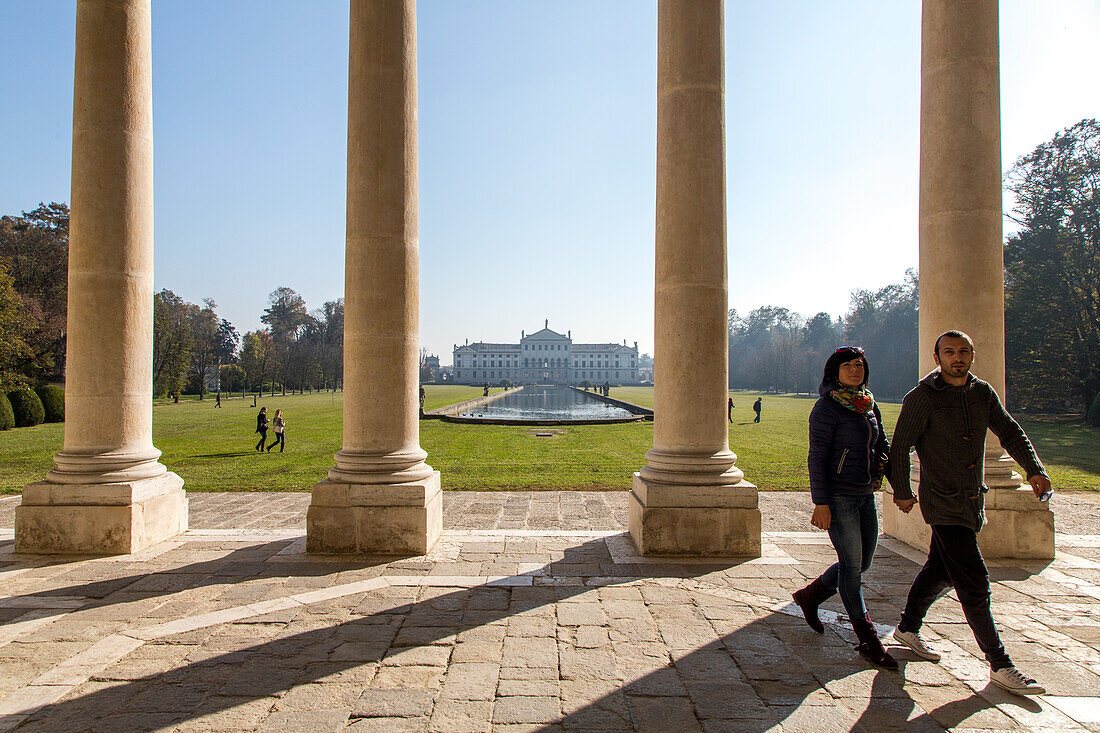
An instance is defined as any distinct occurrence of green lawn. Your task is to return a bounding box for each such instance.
[1,387,1095,493]
[613,388,1099,492]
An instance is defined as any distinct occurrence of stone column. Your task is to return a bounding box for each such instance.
[16,0,187,554]
[881,0,1053,559]
[628,0,760,557]
[307,0,441,554]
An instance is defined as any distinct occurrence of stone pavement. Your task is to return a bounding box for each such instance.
[0,491,1098,732]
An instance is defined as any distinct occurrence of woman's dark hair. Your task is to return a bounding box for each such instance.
[819,346,869,395]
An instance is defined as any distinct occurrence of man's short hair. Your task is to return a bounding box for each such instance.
[934,330,974,356]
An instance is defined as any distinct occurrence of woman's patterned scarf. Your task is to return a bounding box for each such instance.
[830,387,875,413]
[831,387,887,488]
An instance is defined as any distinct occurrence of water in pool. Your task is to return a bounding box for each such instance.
[460,386,635,421]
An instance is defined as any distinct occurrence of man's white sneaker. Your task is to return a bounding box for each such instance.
[892,629,941,661]
[989,666,1046,696]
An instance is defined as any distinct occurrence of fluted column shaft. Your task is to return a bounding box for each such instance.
[53,0,164,484]
[332,0,430,484]
[629,0,758,557]
[917,0,1015,480]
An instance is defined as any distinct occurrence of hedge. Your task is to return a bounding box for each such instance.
[35,385,65,423]
[7,387,45,427]
[1088,391,1100,427]
[0,394,13,430]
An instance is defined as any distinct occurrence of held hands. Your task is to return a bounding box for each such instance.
[893,497,917,514]
[1028,474,1052,500]
[810,505,831,530]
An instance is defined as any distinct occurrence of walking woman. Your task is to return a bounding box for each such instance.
[254,406,268,452]
[266,409,286,453]
[792,346,896,669]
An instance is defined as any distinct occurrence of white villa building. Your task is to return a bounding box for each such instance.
[452,321,640,385]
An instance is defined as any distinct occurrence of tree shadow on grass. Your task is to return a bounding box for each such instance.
[1018,419,1100,475]
[1,536,1040,732]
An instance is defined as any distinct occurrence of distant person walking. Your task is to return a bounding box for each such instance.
[254,407,268,452]
[887,330,1051,696]
[266,409,286,453]
[728,397,735,423]
[484,383,490,397]
[792,346,895,669]
[215,391,222,408]
[419,386,426,417]
[753,397,762,423]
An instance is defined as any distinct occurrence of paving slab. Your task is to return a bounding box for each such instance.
[0,491,1098,731]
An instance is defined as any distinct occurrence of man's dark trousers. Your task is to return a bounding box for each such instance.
[898,524,1011,670]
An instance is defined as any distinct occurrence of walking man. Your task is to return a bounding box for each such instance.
[752,397,762,423]
[888,330,1051,696]
[215,391,222,408]
[728,396,734,423]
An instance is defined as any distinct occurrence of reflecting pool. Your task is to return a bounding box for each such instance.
[458,386,639,422]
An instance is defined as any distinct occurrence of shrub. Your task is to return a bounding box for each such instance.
[7,387,45,427]
[0,394,13,430]
[1088,391,1100,427]
[35,385,65,423]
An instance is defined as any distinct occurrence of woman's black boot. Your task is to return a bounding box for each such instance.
[852,615,898,670]
[792,578,834,634]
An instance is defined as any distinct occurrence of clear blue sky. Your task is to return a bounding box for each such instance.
[2,1,1097,361]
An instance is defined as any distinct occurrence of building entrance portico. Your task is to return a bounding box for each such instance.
[13,0,1052,562]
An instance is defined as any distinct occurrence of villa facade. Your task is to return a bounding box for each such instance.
[452,321,640,385]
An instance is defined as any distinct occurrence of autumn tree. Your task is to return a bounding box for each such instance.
[0,264,38,390]
[315,298,344,391]
[215,318,240,366]
[152,289,192,397]
[261,287,308,395]
[240,330,274,396]
[0,202,68,381]
[186,299,220,399]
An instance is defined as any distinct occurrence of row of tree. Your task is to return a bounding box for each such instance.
[726,118,1099,413]
[1,120,1096,412]
[727,270,919,399]
[152,288,344,399]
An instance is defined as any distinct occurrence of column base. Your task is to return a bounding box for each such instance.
[882,487,1055,560]
[15,473,187,554]
[628,472,761,557]
[307,472,442,555]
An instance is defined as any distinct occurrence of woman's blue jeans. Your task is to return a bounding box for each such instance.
[819,493,878,620]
